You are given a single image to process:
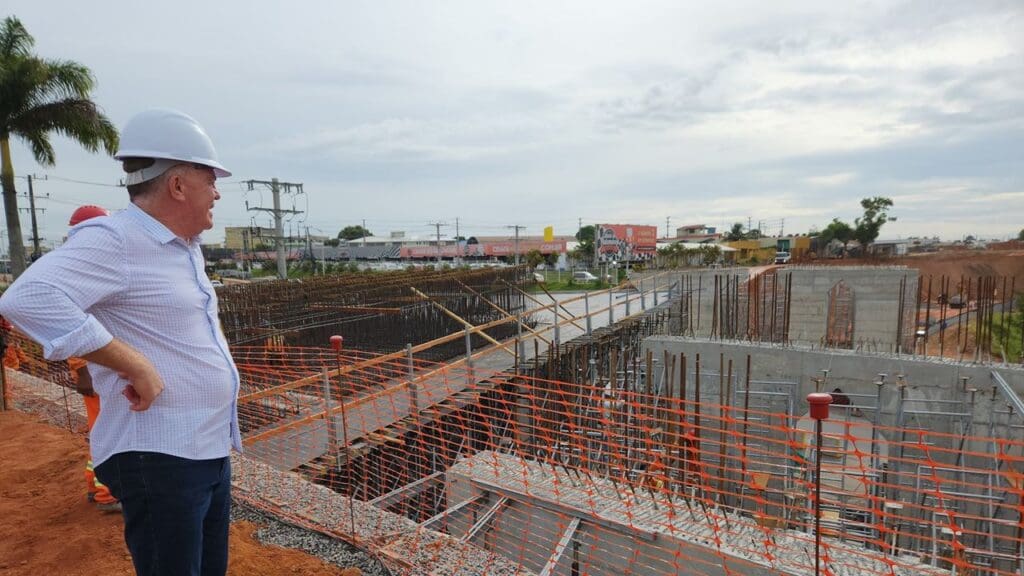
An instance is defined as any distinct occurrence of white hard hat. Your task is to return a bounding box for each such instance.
[115,108,231,182]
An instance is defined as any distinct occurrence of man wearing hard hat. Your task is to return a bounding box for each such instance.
[0,109,240,576]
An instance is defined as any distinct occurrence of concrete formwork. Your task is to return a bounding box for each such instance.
[672,267,918,351]
[641,338,1024,437]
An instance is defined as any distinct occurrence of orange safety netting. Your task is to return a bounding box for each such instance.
[3,331,1023,576]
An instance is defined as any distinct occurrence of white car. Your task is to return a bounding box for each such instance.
[572,271,598,282]
[774,252,791,264]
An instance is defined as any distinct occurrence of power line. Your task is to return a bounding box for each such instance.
[44,175,123,188]
[244,178,304,279]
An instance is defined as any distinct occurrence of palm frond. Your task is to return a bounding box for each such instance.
[10,98,119,163]
[26,59,95,103]
[0,56,45,125]
[0,16,34,59]
[15,128,55,166]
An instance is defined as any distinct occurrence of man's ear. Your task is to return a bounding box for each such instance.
[165,170,187,202]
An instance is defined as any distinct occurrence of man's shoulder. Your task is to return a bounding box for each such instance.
[67,211,138,244]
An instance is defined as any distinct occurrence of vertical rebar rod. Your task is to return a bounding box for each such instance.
[815,416,823,576]
[924,276,933,356]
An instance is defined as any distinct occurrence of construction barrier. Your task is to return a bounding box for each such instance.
[4,326,1023,576]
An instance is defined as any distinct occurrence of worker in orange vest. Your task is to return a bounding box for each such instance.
[67,205,121,512]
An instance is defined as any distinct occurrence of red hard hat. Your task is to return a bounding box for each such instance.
[69,205,109,226]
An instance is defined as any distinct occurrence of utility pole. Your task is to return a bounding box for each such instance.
[362,218,367,247]
[427,221,447,264]
[506,225,526,266]
[242,227,251,275]
[305,226,316,270]
[665,216,671,239]
[17,175,47,262]
[454,217,462,266]
[26,175,42,260]
[244,178,304,279]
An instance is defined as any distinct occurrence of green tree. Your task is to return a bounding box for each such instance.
[337,225,372,241]
[853,196,894,250]
[574,225,596,260]
[1017,228,1023,241]
[819,218,854,256]
[524,248,544,269]
[1,16,118,277]
[699,245,721,266]
[725,222,745,241]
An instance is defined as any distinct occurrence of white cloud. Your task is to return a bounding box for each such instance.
[3,0,1022,245]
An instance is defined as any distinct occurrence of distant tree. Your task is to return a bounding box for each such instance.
[699,245,721,266]
[338,225,372,241]
[746,228,762,240]
[544,252,559,267]
[324,238,340,247]
[1,16,119,277]
[525,249,545,269]
[466,236,479,244]
[574,225,596,260]
[1018,228,1024,241]
[853,196,894,249]
[657,243,681,267]
[575,225,595,244]
[819,219,854,256]
[725,222,745,241]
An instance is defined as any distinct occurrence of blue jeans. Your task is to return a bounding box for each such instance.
[95,451,231,576]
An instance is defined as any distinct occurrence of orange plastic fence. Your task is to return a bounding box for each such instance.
[4,332,1023,576]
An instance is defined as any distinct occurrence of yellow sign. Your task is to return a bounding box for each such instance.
[543,226,554,242]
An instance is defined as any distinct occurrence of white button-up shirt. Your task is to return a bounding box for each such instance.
[0,203,241,466]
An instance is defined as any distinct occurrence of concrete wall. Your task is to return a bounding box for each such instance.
[671,267,918,350]
[643,337,1024,440]
[786,267,917,350]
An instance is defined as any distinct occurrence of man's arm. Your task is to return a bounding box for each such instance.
[83,339,165,412]
[0,223,126,360]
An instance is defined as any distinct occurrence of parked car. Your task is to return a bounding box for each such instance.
[774,251,792,264]
[572,271,598,282]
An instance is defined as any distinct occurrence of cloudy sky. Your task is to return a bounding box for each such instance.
[4,0,1022,246]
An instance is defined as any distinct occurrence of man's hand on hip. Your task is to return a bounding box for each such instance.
[120,360,165,411]
[83,338,166,411]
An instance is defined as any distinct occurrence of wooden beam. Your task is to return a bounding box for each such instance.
[409,287,514,357]
[455,279,550,345]
[238,314,517,404]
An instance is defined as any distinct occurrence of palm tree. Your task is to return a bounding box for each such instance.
[1,16,118,277]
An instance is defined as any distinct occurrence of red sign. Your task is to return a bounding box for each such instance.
[597,224,657,255]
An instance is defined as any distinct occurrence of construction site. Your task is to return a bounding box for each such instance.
[3,260,1023,576]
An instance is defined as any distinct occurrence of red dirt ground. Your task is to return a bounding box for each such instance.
[801,249,1024,281]
[0,410,360,576]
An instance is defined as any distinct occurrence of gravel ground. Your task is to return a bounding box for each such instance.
[231,501,392,576]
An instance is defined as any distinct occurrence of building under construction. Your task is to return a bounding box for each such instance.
[3,265,1023,576]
